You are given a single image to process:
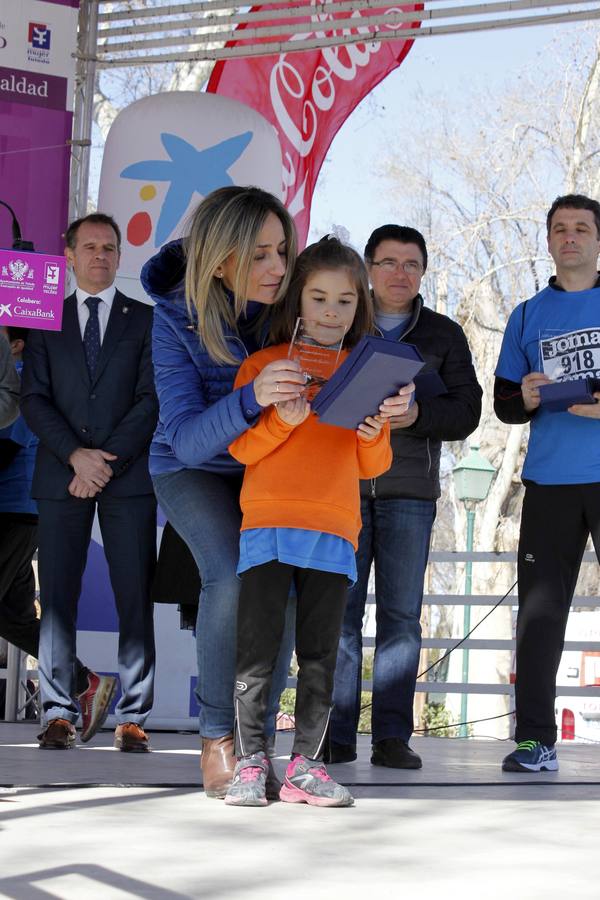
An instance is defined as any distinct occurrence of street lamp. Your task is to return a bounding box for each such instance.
[452,443,496,737]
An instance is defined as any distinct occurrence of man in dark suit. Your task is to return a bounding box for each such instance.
[21,213,158,752]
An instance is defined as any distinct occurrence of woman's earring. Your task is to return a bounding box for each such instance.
[215,270,223,279]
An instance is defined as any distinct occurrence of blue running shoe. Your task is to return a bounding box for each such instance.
[502,740,558,772]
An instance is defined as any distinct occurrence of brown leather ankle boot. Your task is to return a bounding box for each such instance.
[201,733,235,798]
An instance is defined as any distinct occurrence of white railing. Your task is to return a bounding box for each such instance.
[2,549,599,723]
[292,549,600,701]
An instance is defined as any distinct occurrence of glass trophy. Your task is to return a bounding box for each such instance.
[288,317,346,401]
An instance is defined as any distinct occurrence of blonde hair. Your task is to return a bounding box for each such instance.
[184,186,297,365]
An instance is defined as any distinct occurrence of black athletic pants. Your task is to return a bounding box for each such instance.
[234,560,348,760]
[515,481,600,745]
[0,514,88,695]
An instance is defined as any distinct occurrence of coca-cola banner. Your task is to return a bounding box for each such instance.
[208,3,420,244]
[0,0,79,255]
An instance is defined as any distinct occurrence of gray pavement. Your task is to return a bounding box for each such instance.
[1,724,600,899]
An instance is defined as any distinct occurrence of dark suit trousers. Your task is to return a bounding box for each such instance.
[37,493,156,725]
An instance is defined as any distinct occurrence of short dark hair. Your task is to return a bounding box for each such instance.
[65,213,122,251]
[364,225,428,272]
[269,235,373,348]
[546,194,600,238]
[5,326,29,344]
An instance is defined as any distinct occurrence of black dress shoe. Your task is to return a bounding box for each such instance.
[323,740,357,764]
[371,738,422,769]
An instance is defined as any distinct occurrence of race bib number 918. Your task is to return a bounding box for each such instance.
[540,328,600,381]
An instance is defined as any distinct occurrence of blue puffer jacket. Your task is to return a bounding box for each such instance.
[142,240,258,476]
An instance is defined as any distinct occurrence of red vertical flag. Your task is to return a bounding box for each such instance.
[208,3,421,245]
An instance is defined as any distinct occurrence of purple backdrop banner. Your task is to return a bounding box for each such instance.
[0,1,79,255]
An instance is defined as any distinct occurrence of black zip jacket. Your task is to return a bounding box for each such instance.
[363,295,482,501]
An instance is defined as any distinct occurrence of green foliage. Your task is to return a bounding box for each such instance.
[278,688,296,717]
[420,701,460,738]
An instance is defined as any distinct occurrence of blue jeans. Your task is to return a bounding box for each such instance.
[331,496,435,745]
[153,468,294,739]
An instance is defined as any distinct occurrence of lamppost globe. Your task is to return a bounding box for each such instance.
[452,443,496,503]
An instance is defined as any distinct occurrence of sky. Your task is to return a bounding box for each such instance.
[307,22,581,251]
[88,20,586,255]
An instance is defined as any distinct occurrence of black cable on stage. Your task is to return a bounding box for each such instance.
[414,710,513,734]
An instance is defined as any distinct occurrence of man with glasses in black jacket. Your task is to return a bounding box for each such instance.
[330,225,482,769]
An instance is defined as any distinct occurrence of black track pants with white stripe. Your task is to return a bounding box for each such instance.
[515,481,600,744]
[234,560,348,760]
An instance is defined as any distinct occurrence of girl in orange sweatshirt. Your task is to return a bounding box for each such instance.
[224,237,395,808]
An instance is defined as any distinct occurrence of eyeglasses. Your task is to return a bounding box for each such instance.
[370,259,423,275]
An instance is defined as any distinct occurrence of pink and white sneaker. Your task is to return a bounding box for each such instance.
[280,755,354,807]
[77,671,118,743]
[225,752,269,807]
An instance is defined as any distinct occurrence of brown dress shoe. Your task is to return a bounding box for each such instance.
[38,718,76,749]
[201,733,235,798]
[114,722,150,753]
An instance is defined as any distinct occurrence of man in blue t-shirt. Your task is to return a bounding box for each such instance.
[495,194,600,773]
[0,325,117,738]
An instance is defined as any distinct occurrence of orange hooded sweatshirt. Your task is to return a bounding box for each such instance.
[229,345,392,549]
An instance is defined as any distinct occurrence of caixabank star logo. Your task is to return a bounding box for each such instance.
[120,131,253,248]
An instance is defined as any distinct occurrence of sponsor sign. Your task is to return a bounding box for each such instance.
[27,20,52,64]
[0,247,65,330]
[208,2,421,243]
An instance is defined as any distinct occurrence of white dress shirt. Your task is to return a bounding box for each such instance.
[75,285,116,343]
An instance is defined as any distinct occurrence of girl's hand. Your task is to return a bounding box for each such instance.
[276,396,310,426]
[253,359,306,407]
[357,415,384,441]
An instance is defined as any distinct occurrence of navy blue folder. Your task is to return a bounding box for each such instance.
[312,335,425,430]
[539,379,598,412]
